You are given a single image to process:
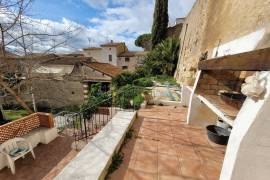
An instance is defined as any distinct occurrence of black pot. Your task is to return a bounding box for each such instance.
[206,125,230,145]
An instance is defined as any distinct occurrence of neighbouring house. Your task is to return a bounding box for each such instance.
[83,41,147,71]
[0,54,122,109]
[117,51,148,71]
[175,0,270,180]
[166,17,185,39]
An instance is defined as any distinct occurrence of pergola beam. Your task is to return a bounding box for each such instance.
[198,47,270,71]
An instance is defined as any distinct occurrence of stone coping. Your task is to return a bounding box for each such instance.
[55,111,137,180]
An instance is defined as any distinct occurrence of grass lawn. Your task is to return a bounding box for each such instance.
[4,109,29,121]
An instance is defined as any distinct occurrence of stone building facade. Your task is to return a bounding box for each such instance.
[175,0,270,85]
[83,41,147,71]
[1,56,122,109]
[117,51,148,71]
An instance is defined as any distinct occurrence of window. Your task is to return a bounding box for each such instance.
[125,57,130,62]
[109,55,112,62]
[122,66,128,70]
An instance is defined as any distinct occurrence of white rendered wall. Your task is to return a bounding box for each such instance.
[186,70,216,127]
[181,85,193,107]
[83,47,118,66]
[220,71,270,180]
[212,29,265,58]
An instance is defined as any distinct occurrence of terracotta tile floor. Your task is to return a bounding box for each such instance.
[0,135,78,180]
[109,105,226,180]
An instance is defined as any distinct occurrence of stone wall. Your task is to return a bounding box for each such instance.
[175,0,270,85]
[32,79,84,109]
[196,71,243,95]
[166,23,183,39]
[174,0,209,85]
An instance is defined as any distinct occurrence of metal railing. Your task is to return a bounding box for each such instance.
[55,86,145,143]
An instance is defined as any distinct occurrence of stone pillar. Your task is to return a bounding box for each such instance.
[83,83,89,101]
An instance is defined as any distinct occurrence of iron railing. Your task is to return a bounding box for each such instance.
[55,86,145,143]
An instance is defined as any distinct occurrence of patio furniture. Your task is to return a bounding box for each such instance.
[0,137,35,174]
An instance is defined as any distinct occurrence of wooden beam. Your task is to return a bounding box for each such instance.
[198,47,270,71]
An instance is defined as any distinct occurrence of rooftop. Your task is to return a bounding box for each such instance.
[41,56,93,65]
[83,47,102,51]
[118,51,148,57]
[100,42,126,47]
[83,62,123,77]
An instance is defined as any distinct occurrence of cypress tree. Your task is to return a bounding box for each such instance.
[151,0,169,48]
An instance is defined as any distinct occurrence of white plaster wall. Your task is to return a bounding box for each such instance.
[187,94,217,127]
[220,71,270,180]
[187,71,218,127]
[181,85,193,107]
[83,47,118,66]
[212,29,265,58]
[100,47,118,66]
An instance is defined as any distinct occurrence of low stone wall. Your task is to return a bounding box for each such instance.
[0,112,54,144]
[55,111,137,180]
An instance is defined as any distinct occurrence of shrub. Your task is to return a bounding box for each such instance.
[112,72,135,88]
[133,77,153,87]
[114,85,144,109]
[142,38,180,76]
[112,71,146,88]
[133,95,144,110]
[153,75,178,85]
[81,83,112,118]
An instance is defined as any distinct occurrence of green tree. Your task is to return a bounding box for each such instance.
[151,0,168,48]
[143,38,180,75]
[135,34,152,50]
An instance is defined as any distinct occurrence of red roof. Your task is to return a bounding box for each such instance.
[83,62,122,77]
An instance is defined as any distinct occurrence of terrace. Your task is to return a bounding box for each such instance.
[109,106,225,180]
[0,105,225,180]
[2,56,269,180]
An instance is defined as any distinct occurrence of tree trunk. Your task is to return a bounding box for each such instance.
[31,89,37,112]
[0,80,33,114]
[0,103,5,125]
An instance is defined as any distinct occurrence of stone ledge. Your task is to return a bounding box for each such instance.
[55,111,137,180]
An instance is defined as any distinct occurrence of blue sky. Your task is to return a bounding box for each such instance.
[30,0,99,25]
[27,0,196,52]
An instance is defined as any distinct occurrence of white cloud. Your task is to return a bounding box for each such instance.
[82,0,108,9]
[85,0,196,50]
[3,0,196,53]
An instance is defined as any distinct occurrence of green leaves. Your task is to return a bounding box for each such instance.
[143,38,180,76]
[152,0,169,48]
[135,33,152,50]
